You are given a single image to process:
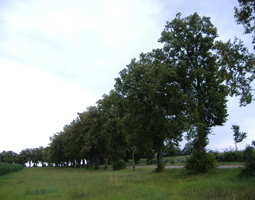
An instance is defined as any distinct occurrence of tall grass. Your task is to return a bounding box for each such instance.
[0,162,23,175]
[0,167,254,199]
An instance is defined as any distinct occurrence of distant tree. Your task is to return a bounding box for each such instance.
[0,151,18,163]
[79,106,105,169]
[96,90,127,169]
[252,140,255,147]
[232,124,247,162]
[49,132,68,166]
[42,146,50,166]
[234,0,255,49]
[19,148,32,167]
[0,151,6,162]
[232,125,247,150]
[62,120,83,168]
[163,140,182,157]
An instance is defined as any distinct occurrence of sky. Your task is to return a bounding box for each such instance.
[0,0,254,154]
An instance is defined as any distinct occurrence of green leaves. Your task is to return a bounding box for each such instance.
[234,0,255,49]
[232,124,247,144]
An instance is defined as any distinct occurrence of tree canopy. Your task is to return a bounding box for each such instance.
[235,0,255,49]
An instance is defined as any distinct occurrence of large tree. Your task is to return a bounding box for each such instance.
[114,51,187,169]
[234,0,255,49]
[79,106,104,169]
[159,12,255,152]
[97,90,127,169]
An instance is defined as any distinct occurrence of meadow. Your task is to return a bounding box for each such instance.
[0,167,255,200]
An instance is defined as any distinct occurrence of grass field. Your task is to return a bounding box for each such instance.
[0,167,254,200]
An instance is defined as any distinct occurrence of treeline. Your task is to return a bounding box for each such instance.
[2,11,255,173]
[0,147,47,167]
[45,12,255,171]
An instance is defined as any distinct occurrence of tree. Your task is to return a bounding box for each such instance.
[232,124,247,151]
[62,120,84,168]
[252,140,255,147]
[49,132,68,166]
[115,52,186,171]
[79,106,106,169]
[163,140,182,157]
[159,12,255,153]
[234,0,255,49]
[182,140,197,156]
[96,90,127,169]
[0,151,18,163]
[19,149,33,167]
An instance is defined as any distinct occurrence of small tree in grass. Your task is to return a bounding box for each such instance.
[232,125,247,162]
[185,151,218,174]
[241,145,255,177]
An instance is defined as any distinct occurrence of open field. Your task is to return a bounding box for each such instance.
[0,167,255,200]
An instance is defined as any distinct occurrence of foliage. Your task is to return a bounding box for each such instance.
[185,151,218,173]
[241,145,255,177]
[232,125,247,151]
[163,140,182,157]
[0,163,23,176]
[234,0,255,49]
[112,160,126,171]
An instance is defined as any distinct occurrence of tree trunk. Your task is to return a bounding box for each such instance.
[82,159,86,168]
[95,152,100,169]
[76,159,81,168]
[104,152,110,169]
[198,127,206,153]
[132,149,135,171]
[235,143,239,162]
[87,158,92,168]
[157,147,163,165]
[146,151,151,165]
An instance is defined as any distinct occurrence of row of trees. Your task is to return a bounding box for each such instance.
[46,12,255,171]
[2,4,254,172]
[0,147,46,167]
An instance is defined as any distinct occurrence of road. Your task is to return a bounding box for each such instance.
[126,165,243,169]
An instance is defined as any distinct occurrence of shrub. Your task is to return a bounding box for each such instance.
[151,158,158,164]
[185,151,218,173]
[241,146,255,178]
[155,163,165,172]
[0,163,23,176]
[112,161,126,171]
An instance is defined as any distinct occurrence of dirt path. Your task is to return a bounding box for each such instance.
[126,165,243,169]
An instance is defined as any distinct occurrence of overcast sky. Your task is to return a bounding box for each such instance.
[1,0,254,154]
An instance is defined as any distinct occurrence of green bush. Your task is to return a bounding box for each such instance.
[185,151,218,173]
[0,163,23,176]
[112,161,126,171]
[155,163,165,172]
[241,146,255,178]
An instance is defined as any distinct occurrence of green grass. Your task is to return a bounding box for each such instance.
[0,167,254,199]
